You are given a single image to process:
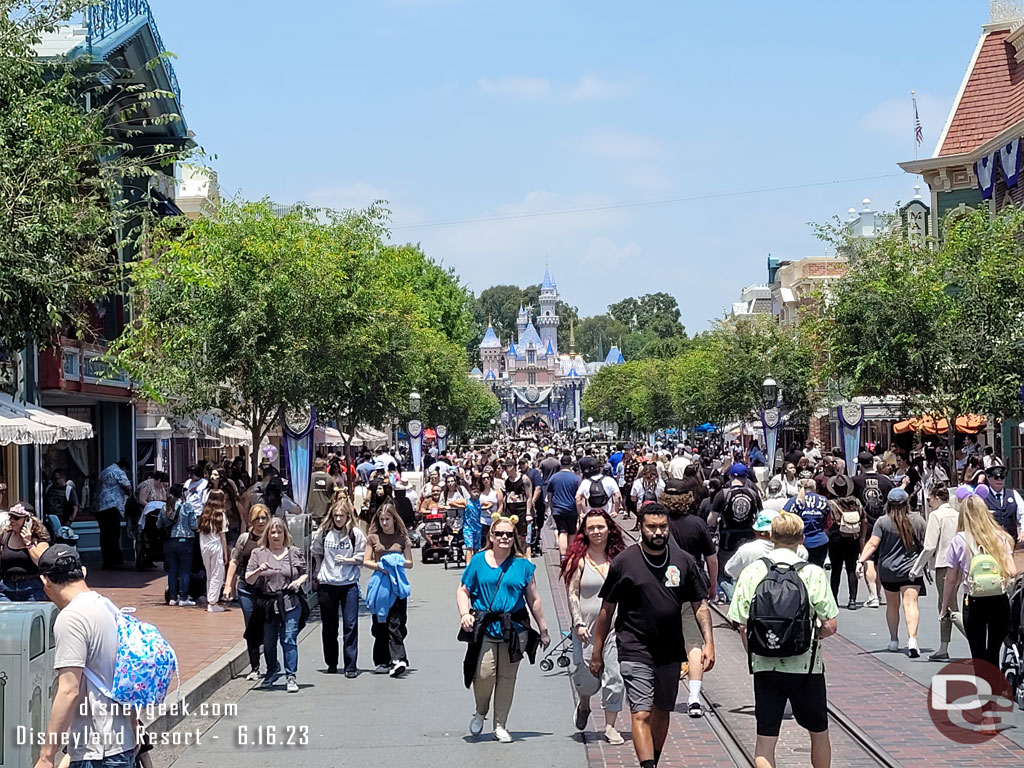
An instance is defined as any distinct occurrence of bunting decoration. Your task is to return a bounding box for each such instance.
[837,403,865,477]
[281,405,316,510]
[435,424,448,453]
[761,407,781,473]
[1000,137,1022,188]
[976,152,997,199]
[407,419,424,472]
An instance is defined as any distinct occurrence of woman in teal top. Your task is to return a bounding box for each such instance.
[457,512,550,744]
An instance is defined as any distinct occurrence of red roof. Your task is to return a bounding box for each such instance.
[939,29,1024,156]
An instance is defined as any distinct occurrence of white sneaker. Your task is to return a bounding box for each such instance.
[374,664,390,674]
[389,660,407,678]
[864,596,879,608]
[469,713,484,736]
[604,725,625,745]
[286,678,299,693]
[908,639,920,658]
[207,604,227,613]
[886,640,899,652]
[493,725,512,743]
[245,670,261,682]
[180,598,196,607]
[168,599,178,606]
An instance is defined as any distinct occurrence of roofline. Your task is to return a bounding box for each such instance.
[934,30,989,158]
[899,114,1024,173]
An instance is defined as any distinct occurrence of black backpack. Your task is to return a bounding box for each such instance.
[723,487,755,527]
[745,557,815,672]
[861,480,886,524]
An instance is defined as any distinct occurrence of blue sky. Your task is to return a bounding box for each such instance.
[155,0,986,331]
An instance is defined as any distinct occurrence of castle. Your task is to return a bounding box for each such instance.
[471,270,625,432]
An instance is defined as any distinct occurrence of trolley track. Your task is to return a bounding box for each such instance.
[616,517,901,767]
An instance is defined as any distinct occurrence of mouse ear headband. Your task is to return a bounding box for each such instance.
[490,512,519,526]
[956,483,990,502]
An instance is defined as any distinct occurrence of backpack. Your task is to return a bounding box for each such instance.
[83,597,178,708]
[746,558,815,672]
[861,483,885,524]
[838,505,862,537]
[723,487,755,526]
[966,538,1005,598]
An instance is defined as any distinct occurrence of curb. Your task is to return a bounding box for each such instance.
[148,598,320,735]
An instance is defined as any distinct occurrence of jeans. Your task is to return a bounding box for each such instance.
[69,750,134,767]
[0,575,47,602]
[319,582,360,672]
[164,537,194,600]
[371,597,408,666]
[964,593,1010,667]
[264,602,301,681]
[827,536,859,602]
[237,584,262,671]
[96,507,124,567]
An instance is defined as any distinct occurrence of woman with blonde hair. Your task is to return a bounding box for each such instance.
[224,504,271,680]
[457,512,550,743]
[199,489,229,612]
[311,495,369,676]
[939,492,1018,666]
[245,516,308,692]
[856,487,927,657]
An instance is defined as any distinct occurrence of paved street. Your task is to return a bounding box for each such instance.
[163,549,586,768]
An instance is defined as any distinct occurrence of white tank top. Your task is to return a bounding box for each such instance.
[479,489,499,525]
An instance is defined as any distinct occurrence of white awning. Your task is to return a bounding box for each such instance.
[0,393,93,445]
[197,412,251,447]
[315,425,343,444]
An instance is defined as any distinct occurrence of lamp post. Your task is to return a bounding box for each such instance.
[407,390,422,472]
[409,390,421,415]
[490,418,496,440]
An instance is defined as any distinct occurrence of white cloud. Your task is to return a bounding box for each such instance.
[477,76,552,100]
[576,128,666,160]
[859,92,951,147]
[564,76,629,102]
[478,75,630,102]
[581,237,642,269]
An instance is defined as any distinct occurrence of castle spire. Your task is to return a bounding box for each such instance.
[569,319,577,357]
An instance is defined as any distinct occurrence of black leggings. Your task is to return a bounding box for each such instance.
[964,593,1010,667]
[828,536,859,602]
[806,543,828,567]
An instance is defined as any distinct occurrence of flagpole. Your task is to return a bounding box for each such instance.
[912,90,919,160]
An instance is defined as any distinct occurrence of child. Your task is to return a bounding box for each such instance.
[463,477,485,565]
[198,489,229,612]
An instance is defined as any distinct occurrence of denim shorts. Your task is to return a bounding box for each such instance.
[69,750,134,768]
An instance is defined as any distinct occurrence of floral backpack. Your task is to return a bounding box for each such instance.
[82,598,179,708]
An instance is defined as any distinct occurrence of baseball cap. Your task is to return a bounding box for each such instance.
[37,544,83,577]
[7,501,33,517]
[728,462,748,478]
[857,451,874,464]
[664,478,688,495]
[887,487,909,504]
[579,456,599,476]
[767,476,782,494]
[752,511,778,532]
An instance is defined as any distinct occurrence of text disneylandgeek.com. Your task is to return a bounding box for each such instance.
[15,700,311,749]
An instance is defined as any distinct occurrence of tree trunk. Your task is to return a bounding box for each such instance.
[343,432,354,491]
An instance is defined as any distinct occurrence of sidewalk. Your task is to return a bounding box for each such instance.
[88,568,245,685]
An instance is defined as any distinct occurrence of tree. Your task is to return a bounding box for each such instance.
[609,292,685,337]
[0,0,189,361]
[574,314,628,361]
[471,284,527,350]
[817,206,1024,473]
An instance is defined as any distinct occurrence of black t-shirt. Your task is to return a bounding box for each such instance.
[852,473,893,524]
[668,514,716,568]
[598,542,707,665]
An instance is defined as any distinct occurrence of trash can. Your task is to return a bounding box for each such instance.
[0,601,59,766]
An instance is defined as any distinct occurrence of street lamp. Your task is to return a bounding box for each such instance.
[762,377,778,409]
[409,390,421,414]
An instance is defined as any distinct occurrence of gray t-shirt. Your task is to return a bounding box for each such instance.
[53,590,136,761]
[872,513,927,582]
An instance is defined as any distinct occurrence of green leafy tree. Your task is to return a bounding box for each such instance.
[0,0,189,361]
[575,314,629,361]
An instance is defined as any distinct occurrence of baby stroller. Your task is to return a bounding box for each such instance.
[538,630,573,672]
[421,509,447,564]
[442,508,464,571]
[1002,574,1024,710]
[135,501,166,570]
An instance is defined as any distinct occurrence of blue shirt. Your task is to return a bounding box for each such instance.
[461,553,536,637]
[784,493,831,549]
[96,463,130,514]
[548,470,580,513]
[609,451,624,472]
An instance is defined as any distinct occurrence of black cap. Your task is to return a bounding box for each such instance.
[37,544,82,577]
[579,456,599,476]
[988,465,1006,479]
[858,451,874,464]
[664,478,688,495]
[560,454,573,466]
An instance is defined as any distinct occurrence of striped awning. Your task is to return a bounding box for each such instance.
[0,393,93,445]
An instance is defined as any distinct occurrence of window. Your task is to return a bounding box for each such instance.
[527,350,535,364]
[528,372,536,385]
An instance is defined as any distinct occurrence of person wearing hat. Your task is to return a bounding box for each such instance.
[856,487,927,657]
[981,464,1024,544]
[851,450,893,608]
[576,458,621,518]
[561,506,627,744]
[724,510,809,580]
[37,544,138,767]
[0,502,50,602]
[548,454,581,557]
[708,463,762,599]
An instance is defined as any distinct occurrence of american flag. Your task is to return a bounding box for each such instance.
[914,96,923,146]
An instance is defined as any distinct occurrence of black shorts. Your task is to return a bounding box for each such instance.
[881,578,925,595]
[552,509,578,536]
[753,671,829,737]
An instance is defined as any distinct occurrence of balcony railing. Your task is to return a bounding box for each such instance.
[85,0,181,106]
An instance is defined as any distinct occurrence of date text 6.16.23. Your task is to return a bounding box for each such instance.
[236,725,309,746]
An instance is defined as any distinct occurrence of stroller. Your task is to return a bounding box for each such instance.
[421,508,447,564]
[135,501,166,570]
[1003,574,1024,710]
[538,630,573,671]
[441,508,465,571]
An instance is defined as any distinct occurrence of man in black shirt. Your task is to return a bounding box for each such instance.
[851,450,893,607]
[592,503,715,768]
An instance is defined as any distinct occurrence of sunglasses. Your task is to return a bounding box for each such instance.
[492,530,515,539]
[253,516,269,522]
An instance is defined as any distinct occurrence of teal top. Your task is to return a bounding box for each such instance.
[461,552,536,638]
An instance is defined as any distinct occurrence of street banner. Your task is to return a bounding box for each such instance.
[435,424,448,453]
[282,405,316,511]
[838,403,864,476]
[761,407,781,472]
[407,419,424,471]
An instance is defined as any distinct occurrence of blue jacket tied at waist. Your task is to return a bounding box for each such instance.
[365,552,410,620]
